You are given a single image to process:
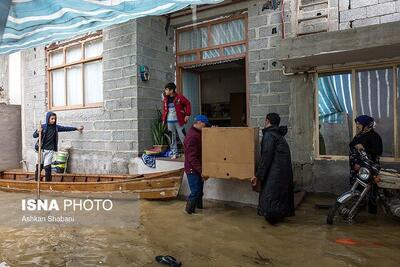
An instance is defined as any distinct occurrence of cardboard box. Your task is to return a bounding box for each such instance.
[202,127,259,180]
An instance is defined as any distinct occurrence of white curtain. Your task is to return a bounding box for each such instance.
[85,39,103,58]
[66,65,83,105]
[356,68,394,156]
[210,19,245,45]
[66,45,82,64]
[224,44,246,56]
[51,69,65,107]
[202,49,220,59]
[178,53,196,63]
[178,27,207,52]
[84,61,103,104]
[50,50,63,67]
[178,19,245,59]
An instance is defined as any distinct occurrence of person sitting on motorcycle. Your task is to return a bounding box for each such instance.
[349,115,383,214]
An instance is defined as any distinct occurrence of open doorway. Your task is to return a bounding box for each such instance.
[181,59,247,128]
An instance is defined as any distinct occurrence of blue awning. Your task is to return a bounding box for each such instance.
[0,0,222,54]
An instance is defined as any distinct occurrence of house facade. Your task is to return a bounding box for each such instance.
[1,0,399,198]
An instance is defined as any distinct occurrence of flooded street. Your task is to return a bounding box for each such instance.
[0,192,399,266]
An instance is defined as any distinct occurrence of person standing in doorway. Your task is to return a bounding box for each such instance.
[33,112,83,182]
[162,82,191,159]
[251,113,295,225]
[184,115,210,214]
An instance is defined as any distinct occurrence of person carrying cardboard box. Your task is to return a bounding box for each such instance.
[184,115,210,214]
[251,113,295,225]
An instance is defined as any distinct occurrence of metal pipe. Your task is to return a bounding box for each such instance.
[281,65,316,76]
[281,0,285,39]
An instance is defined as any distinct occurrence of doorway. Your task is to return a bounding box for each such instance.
[181,59,247,128]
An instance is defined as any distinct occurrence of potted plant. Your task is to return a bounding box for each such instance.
[151,109,171,153]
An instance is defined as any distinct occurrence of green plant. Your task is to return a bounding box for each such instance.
[152,109,171,146]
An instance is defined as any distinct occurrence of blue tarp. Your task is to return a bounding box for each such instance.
[0,0,222,54]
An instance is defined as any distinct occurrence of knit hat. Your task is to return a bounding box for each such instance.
[355,115,374,128]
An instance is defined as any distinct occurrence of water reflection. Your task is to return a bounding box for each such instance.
[0,192,399,266]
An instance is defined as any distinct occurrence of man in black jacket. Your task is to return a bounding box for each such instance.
[349,115,382,214]
[251,113,294,225]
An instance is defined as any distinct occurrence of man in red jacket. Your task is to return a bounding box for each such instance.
[184,115,210,214]
[162,82,191,159]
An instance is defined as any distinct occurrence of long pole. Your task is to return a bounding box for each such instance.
[36,121,42,200]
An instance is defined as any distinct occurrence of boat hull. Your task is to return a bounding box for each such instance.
[0,169,184,200]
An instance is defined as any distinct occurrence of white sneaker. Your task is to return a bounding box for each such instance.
[171,155,177,160]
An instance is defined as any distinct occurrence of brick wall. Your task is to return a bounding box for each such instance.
[136,16,175,152]
[248,1,292,137]
[21,47,47,171]
[20,17,174,174]
[21,22,139,173]
[339,0,400,29]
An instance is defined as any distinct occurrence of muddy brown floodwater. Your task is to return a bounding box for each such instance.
[0,191,399,267]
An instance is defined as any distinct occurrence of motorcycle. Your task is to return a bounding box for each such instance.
[326,150,400,224]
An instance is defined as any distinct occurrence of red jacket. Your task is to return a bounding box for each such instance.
[162,93,191,126]
[184,126,202,175]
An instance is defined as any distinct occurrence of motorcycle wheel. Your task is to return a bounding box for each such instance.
[326,202,340,225]
[326,195,361,225]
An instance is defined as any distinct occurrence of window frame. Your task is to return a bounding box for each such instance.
[175,14,248,67]
[315,62,400,162]
[46,32,103,111]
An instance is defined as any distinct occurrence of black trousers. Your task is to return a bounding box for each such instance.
[35,164,52,182]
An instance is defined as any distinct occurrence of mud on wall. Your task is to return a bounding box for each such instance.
[0,104,22,171]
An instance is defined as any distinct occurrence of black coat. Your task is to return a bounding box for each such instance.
[256,126,295,219]
[349,129,382,163]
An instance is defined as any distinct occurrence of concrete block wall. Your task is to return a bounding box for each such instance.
[135,16,175,152]
[248,1,315,187]
[248,1,292,139]
[21,47,47,171]
[296,0,339,34]
[0,104,22,171]
[22,20,140,174]
[339,0,400,29]
[21,17,174,174]
[0,55,8,103]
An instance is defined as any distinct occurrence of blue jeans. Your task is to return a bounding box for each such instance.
[167,122,185,156]
[186,172,204,202]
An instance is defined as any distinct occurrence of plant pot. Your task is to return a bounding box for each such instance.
[153,145,168,153]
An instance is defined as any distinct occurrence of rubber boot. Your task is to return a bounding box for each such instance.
[44,165,52,182]
[185,199,196,214]
[265,217,279,226]
[196,197,203,209]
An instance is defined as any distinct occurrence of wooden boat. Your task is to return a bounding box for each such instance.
[0,169,184,200]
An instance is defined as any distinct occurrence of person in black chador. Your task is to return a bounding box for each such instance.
[33,112,83,182]
[251,113,294,225]
[349,115,382,214]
